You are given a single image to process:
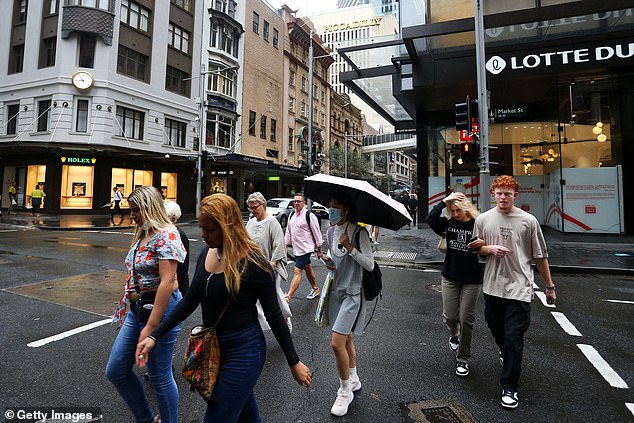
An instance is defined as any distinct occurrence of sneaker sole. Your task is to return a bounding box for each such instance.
[501,400,518,409]
[331,391,354,416]
[456,370,469,377]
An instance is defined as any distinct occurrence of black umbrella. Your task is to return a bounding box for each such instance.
[304,174,412,231]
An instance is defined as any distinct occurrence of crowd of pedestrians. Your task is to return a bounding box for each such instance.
[104,175,556,421]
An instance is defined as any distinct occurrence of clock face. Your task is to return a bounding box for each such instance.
[72,71,94,90]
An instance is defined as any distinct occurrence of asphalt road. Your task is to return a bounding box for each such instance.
[0,225,632,423]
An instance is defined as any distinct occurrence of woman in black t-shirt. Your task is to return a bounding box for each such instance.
[136,194,311,422]
[427,191,483,378]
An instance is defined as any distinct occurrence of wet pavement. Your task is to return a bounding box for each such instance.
[1,211,633,275]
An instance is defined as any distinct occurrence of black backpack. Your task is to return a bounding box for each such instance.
[353,229,383,301]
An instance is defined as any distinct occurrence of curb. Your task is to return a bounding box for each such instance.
[39,225,135,231]
[374,259,634,277]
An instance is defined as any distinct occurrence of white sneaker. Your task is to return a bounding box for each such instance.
[349,376,362,392]
[331,389,354,416]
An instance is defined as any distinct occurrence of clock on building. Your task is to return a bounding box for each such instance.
[72,71,95,91]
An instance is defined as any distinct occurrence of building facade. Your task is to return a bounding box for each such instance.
[1,0,203,213]
[339,0,634,234]
[309,4,398,132]
[280,8,334,179]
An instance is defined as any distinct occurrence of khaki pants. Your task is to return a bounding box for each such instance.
[441,276,482,363]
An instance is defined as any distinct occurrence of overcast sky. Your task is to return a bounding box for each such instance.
[266,0,339,16]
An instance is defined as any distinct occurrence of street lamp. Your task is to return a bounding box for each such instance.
[185,64,239,217]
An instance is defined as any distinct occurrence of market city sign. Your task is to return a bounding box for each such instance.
[322,17,382,33]
[486,41,634,75]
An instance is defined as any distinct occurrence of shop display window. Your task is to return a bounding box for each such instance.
[161,172,177,202]
[111,168,153,208]
[61,165,94,209]
[26,165,47,208]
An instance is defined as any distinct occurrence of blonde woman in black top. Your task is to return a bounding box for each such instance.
[427,191,483,377]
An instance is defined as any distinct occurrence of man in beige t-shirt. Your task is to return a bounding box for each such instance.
[469,175,557,410]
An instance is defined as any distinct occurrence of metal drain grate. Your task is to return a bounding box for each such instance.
[408,399,478,423]
[391,252,417,261]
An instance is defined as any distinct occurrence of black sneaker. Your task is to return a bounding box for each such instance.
[455,362,469,377]
[449,336,460,352]
[501,389,518,409]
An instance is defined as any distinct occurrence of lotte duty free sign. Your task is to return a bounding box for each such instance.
[486,40,634,75]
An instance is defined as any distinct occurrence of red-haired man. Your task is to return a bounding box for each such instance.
[468,175,556,410]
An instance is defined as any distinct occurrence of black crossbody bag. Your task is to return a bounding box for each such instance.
[131,241,156,324]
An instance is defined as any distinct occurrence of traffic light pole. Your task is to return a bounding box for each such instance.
[475,0,491,211]
[307,30,314,177]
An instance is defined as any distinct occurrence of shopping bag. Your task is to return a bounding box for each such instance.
[314,271,334,328]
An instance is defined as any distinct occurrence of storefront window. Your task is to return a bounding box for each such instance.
[111,168,153,208]
[61,164,94,209]
[161,172,177,202]
[26,165,47,209]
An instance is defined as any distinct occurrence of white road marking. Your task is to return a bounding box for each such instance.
[27,318,112,348]
[535,291,556,308]
[551,312,583,336]
[0,229,19,233]
[604,299,634,305]
[577,344,629,389]
[626,403,634,417]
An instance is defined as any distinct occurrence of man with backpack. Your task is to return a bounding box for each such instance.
[284,193,323,302]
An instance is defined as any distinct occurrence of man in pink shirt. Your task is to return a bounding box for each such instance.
[284,193,324,301]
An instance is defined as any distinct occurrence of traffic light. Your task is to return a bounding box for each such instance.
[455,96,478,131]
[313,152,324,172]
[455,96,471,131]
[459,141,479,164]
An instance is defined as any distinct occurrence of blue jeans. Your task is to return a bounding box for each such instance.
[106,290,183,423]
[204,324,266,423]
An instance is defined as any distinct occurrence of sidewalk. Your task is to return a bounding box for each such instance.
[1,211,632,275]
[374,222,634,276]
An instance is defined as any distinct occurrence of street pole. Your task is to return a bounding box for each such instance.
[307,30,314,178]
[344,131,348,178]
[474,0,490,212]
[196,63,205,219]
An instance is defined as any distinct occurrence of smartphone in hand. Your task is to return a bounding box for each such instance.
[320,256,336,269]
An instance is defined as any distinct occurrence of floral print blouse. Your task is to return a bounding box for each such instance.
[125,226,186,291]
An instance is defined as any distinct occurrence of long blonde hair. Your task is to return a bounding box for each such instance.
[444,196,481,220]
[127,186,174,246]
[200,194,270,296]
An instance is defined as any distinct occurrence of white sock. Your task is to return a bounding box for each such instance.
[339,378,350,393]
[349,367,358,380]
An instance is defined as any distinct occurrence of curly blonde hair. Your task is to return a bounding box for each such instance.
[200,194,270,296]
[444,195,480,220]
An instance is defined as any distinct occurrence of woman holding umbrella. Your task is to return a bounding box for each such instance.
[324,191,375,417]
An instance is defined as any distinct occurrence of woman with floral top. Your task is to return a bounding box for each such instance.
[106,186,186,423]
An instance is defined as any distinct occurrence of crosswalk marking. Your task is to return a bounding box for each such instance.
[577,344,628,389]
[28,318,112,348]
[551,312,582,336]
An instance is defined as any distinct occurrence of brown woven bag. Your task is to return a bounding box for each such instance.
[182,326,221,402]
[182,300,230,402]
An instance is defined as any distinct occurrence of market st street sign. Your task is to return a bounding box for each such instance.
[486,41,634,75]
